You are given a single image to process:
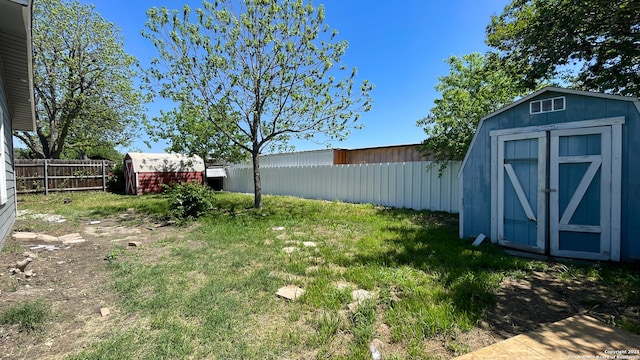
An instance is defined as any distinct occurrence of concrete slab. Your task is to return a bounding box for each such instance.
[454,315,640,360]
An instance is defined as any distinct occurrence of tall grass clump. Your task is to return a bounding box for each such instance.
[1,300,49,332]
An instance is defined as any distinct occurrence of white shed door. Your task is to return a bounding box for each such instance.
[497,132,547,253]
[492,120,622,261]
[549,126,612,260]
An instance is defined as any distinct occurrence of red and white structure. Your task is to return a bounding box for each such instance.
[124,152,205,195]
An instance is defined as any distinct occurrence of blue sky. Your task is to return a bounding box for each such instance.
[84,0,510,154]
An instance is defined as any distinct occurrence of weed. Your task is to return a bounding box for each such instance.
[1,300,49,332]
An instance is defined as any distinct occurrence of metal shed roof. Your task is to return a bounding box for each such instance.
[0,0,35,132]
[125,152,205,173]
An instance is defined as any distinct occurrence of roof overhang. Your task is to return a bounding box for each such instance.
[206,168,227,178]
[0,0,36,132]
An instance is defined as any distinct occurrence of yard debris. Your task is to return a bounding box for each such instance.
[12,232,38,241]
[276,285,304,300]
[282,246,296,254]
[63,197,72,204]
[59,233,86,244]
[37,234,59,242]
[16,257,32,272]
[29,245,59,251]
[271,226,285,231]
[100,308,110,317]
[472,233,486,246]
[89,221,101,225]
[302,241,317,248]
[128,241,142,247]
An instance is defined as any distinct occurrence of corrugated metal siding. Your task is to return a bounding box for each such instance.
[461,90,640,262]
[230,150,335,169]
[225,161,460,212]
[0,67,17,249]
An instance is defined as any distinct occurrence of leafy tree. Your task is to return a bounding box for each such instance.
[417,53,529,170]
[14,0,144,159]
[487,0,640,96]
[143,0,373,208]
[144,103,247,164]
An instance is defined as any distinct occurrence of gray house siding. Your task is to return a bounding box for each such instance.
[461,88,640,262]
[0,65,17,249]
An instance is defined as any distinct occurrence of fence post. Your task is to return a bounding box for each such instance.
[102,161,106,192]
[43,159,49,195]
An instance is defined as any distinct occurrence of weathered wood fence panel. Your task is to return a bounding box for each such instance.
[15,159,115,194]
[224,161,461,213]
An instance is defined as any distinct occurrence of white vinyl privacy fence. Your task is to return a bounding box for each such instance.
[224,161,461,213]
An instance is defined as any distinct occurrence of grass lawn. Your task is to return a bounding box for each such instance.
[7,191,640,359]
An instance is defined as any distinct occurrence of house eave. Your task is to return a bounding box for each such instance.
[0,0,36,132]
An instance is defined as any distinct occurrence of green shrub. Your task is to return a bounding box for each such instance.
[163,182,214,222]
[1,300,48,332]
[107,162,125,194]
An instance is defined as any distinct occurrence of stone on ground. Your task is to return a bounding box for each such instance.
[276,285,304,300]
[302,241,317,247]
[271,226,285,231]
[282,246,296,254]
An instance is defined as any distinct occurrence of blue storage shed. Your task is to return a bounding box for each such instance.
[458,87,640,262]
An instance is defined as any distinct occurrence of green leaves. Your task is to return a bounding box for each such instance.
[143,0,373,207]
[417,53,529,170]
[487,0,640,96]
[15,0,144,159]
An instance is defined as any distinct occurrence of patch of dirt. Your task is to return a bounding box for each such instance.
[427,262,638,358]
[0,210,184,360]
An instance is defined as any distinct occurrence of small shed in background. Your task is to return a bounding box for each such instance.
[124,152,205,195]
[458,87,640,262]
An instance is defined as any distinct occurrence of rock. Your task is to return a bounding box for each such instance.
[352,289,373,302]
[334,281,355,290]
[282,247,296,254]
[12,232,38,241]
[128,241,142,247]
[8,268,19,275]
[89,221,101,225]
[302,241,317,247]
[23,270,34,278]
[271,226,285,231]
[370,338,384,360]
[348,289,374,311]
[36,234,59,242]
[16,257,32,272]
[276,234,288,240]
[276,285,304,300]
[100,308,110,317]
[22,252,38,258]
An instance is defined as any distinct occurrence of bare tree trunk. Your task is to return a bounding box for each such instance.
[252,147,262,209]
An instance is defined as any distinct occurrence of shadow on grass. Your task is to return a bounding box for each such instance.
[346,208,552,334]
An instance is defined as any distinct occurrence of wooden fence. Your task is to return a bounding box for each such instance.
[15,159,115,194]
[224,161,461,213]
